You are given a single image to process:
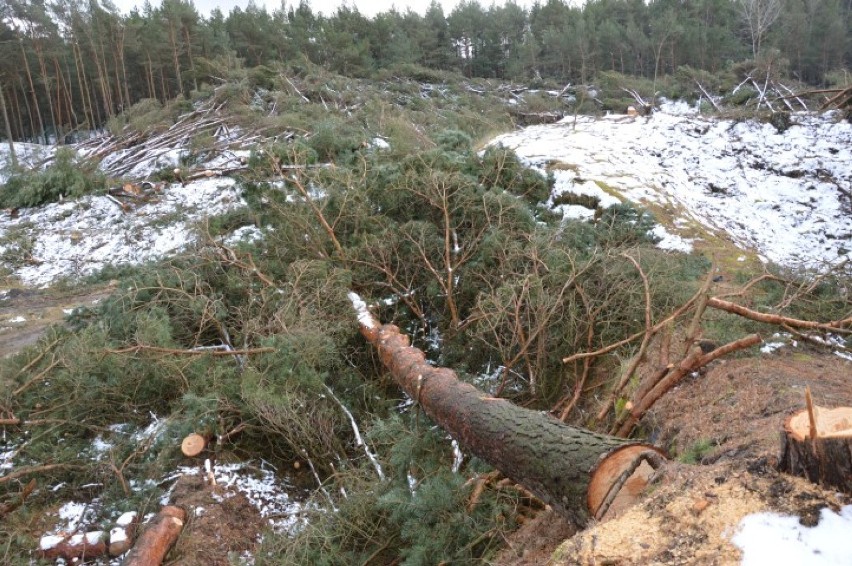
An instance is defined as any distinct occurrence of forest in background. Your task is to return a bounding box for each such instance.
[1,0,850,143]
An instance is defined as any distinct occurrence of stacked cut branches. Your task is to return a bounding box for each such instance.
[73,95,269,178]
[732,70,812,112]
[821,86,852,110]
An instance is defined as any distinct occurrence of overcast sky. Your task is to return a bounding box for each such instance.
[110,0,537,18]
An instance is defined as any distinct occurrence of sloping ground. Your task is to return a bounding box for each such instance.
[492,107,852,270]
[486,109,852,565]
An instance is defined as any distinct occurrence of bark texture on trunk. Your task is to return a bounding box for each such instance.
[780,406,852,495]
[358,317,665,525]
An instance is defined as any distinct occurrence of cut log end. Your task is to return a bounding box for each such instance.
[781,406,852,495]
[181,433,207,457]
[785,406,852,441]
[587,445,667,520]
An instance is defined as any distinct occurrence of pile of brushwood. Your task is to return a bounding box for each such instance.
[2,72,851,565]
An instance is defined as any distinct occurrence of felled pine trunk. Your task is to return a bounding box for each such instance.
[780,405,852,494]
[351,296,666,526]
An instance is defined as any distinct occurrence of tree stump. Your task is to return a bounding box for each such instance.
[780,405,852,494]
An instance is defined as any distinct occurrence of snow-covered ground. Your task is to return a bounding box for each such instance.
[492,108,852,269]
[0,142,54,184]
[733,505,852,566]
[0,177,244,287]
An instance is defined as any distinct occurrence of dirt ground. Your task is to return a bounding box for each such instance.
[168,474,266,566]
[492,345,852,565]
[0,282,116,358]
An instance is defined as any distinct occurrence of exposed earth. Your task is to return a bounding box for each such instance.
[0,283,116,358]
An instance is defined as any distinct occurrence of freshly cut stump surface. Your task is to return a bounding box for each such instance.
[780,406,852,494]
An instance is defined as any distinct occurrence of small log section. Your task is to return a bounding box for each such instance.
[350,294,666,525]
[181,433,207,457]
[122,506,186,566]
[780,401,852,495]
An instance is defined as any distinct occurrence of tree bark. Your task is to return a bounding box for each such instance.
[122,505,186,566]
[780,405,852,495]
[19,40,45,143]
[707,297,852,331]
[351,297,665,525]
[0,85,17,166]
[39,531,107,561]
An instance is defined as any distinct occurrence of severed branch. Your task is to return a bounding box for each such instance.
[0,463,81,485]
[0,479,36,517]
[707,297,852,333]
[15,337,61,379]
[613,334,762,437]
[694,80,721,112]
[594,254,654,422]
[105,345,273,356]
[13,358,61,397]
[122,506,186,566]
[562,275,711,365]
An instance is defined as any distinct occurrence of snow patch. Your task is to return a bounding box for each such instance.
[492,109,852,270]
[171,462,311,533]
[39,534,65,551]
[0,177,244,286]
[348,291,377,329]
[651,225,694,253]
[732,505,852,565]
[760,342,786,354]
[56,501,88,532]
[223,225,263,246]
[115,511,137,527]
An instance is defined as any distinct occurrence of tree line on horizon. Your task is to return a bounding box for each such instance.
[0,0,849,143]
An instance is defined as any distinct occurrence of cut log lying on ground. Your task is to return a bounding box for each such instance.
[109,511,139,557]
[122,505,186,566]
[780,393,852,495]
[349,293,666,525]
[39,531,107,561]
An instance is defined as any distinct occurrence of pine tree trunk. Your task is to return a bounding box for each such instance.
[168,21,184,97]
[183,26,198,93]
[356,316,666,525]
[17,75,35,142]
[33,42,58,142]
[19,41,45,143]
[0,85,17,166]
[72,42,93,128]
